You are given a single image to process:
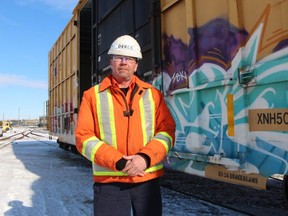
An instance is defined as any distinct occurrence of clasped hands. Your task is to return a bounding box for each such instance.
[122,155,147,177]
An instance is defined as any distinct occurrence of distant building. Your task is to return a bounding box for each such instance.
[39,115,48,127]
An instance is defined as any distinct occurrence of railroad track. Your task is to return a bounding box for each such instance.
[1,128,287,215]
[0,128,57,149]
[160,169,288,215]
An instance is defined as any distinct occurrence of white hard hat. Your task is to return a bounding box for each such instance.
[108,35,142,59]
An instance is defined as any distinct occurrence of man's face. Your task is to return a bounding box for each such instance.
[110,55,138,83]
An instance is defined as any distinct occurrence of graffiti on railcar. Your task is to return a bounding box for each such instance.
[162,18,248,92]
[157,6,288,178]
[51,102,75,136]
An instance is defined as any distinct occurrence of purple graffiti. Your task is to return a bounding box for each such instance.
[163,34,190,90]
[273,39,288,52]
[163,18,248,91]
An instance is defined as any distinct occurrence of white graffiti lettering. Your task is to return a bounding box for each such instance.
[171,70,187,83]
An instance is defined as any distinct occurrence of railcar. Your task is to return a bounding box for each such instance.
[48,0,288,201]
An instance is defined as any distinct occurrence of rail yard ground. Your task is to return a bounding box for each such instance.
[0,127,286,215]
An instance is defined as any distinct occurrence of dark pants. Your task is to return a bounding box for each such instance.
[93,178,162,216]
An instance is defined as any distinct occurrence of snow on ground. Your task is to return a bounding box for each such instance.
[0,127,245,216]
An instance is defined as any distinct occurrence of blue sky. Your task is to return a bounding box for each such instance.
[0,0,78,120]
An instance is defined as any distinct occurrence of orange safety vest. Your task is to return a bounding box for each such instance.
[75,75,175,183]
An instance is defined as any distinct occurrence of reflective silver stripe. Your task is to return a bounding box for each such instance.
[82,136,104,162]
[94,85,117,148]
[140,89,155,145]
[92,86,165,176]
[153,131,173,153]
[92,163,163,176]
[93,163,127,176]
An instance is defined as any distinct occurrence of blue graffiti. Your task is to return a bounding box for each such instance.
[155,21,288,178]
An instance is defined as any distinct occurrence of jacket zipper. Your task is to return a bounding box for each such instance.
[116,84,140,155]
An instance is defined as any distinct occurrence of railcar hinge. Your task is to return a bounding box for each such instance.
[238,66,255,85]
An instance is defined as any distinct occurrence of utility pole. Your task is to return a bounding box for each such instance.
[18,107,20,124]
[43,101,45,117]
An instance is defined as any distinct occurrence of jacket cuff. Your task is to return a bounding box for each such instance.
[116,158,127,171]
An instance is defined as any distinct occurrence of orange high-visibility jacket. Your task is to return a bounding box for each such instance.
[75,75,175,183]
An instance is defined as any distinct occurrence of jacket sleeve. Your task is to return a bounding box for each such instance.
[75,89,123,171]
[138,88,176,167]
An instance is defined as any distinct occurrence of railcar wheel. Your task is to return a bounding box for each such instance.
[62,143,70,151]
[71,145,79,154]
[283,175,288,207]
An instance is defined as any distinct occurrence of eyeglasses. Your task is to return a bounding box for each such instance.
[112,56,137,63]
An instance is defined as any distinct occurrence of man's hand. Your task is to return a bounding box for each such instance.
[122,155,147,177]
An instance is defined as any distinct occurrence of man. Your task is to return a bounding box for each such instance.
[75,35,175,216]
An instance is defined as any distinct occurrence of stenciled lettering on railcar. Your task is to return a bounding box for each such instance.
[257,112,288,125]
[218,171,258,184]
[249,109,288,131]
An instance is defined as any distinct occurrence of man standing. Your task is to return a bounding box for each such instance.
[75,35,175,216]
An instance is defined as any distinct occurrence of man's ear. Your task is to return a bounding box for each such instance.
[134,63,138,72]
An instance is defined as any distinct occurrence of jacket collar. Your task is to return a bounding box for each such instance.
[99,74,151,92]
